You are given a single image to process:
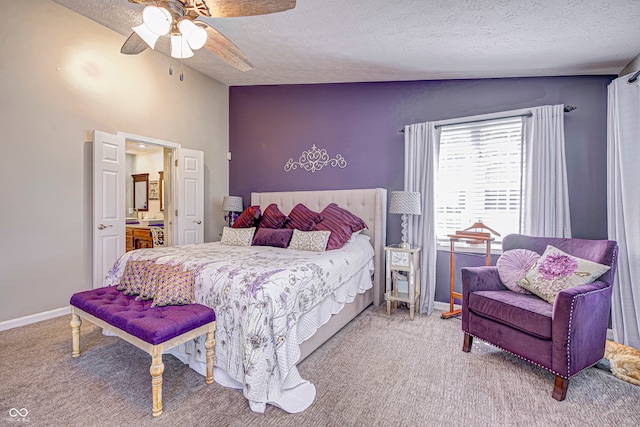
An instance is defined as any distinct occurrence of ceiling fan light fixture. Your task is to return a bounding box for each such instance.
[171,34,194,59]
[179,20,208,50]
[133,23,160,49]
[142,6,172,36]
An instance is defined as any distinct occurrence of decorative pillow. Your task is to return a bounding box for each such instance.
[232,206,261,228]
[120,260,153,295]
[285,204,323,231]
[151,267,196,308]
[517,245,612,304]
[252,228,293,248]
[135,263,180,301]
[220,227,256,246]
[312,203,366,250]
[288,229,331,252]
[496,249,538,294]
[323,203,368,232]
[258,204,288,229]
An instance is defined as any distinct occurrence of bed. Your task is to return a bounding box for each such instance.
[104,188,387,413]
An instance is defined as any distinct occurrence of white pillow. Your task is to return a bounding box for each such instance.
[288,229,331,252]
[517,245,611,304]
[220,226,255,246]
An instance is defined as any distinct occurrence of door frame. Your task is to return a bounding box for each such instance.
[118,132,180,245]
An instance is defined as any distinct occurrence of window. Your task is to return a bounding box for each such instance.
[436,116,524,245]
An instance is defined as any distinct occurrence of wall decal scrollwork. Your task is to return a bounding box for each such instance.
[284,144,347,173]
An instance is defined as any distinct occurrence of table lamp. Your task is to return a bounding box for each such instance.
[389,191,422,248]
[222,196,243,227]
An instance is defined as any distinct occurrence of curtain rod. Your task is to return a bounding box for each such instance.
[398,105,577,133]
[629,70,640,84]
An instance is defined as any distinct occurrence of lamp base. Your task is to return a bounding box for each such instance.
[399,242,411,249]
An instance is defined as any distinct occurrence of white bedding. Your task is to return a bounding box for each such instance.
[104,234,374,413]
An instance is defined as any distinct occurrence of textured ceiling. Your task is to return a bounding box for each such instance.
[50,0,640,86]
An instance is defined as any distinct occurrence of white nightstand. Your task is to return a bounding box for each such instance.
[385,244,421,320]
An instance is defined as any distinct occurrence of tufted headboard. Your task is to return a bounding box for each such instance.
[251,188,387,306]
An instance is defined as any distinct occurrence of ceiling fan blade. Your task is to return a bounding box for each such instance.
[205,0,296,18]
[121,32,149,55]
[202,24,253,71]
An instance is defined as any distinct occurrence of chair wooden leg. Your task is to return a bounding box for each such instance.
[70,312,82,358]
[462,332,473,352]
[552,375,569,401]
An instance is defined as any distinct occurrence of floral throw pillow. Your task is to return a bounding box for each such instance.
[120,260,154,295]
[288,229,331,252]
[220,227,256,246]
[151,267,196,308]
[517,245,611,304]
[496,249,538,294]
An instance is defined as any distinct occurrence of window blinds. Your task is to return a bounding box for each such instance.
[436,116,525,242]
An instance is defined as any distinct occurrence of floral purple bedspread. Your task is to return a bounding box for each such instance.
[103,236,374,409]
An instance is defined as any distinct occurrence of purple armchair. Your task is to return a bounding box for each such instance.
[461,234,618,401]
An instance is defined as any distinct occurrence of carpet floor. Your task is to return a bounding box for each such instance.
[1,304,639,426]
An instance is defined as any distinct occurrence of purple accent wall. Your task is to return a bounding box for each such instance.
[229,76,614,303]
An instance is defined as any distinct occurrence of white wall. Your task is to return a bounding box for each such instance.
[0,0,229,322]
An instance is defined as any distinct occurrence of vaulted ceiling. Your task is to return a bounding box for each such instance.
[51,0,640,86]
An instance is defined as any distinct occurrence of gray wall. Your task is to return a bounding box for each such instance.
[229,76,614,303]
[0,0,229,323]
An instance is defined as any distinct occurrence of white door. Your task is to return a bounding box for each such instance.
[176,148,204,245]
[93,130,126,288]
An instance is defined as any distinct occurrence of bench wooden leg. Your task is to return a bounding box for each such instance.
[205,325,216,385]
[150,348,164,417]
[70,312,82,358]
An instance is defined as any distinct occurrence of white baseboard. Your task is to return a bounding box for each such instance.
[0,307,70,332]
[433,301,461,312]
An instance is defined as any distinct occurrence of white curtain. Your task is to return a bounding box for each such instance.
[607,73,640,349]
[404,122,440,315]
[523,104,572,237]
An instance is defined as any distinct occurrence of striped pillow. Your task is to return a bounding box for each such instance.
[313,203,367,250]
[326,203,367,232]
[232,206,261,228]
[258,204,288,229]
[285,203,323,231]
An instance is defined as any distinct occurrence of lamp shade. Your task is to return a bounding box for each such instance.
[389,191,422,215]
[133,23,160,49]
[222,196,243,212]
[171,34,194,59]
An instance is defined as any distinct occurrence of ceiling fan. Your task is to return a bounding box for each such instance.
[121,0,296,71]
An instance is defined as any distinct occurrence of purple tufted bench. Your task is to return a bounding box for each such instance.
[69,285,216,417]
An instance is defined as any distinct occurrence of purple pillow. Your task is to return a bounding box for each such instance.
[285,204,323,231]
[258,204,288,229]
[312,203,362,250]
[252,228,293,248]
[496,249,538,294]
[232,206,261,228]
[323,203,367,232]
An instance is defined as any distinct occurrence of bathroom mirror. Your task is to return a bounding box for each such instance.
[132,173,149,212]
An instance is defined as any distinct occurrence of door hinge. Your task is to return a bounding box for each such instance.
[175,159,178,167]
[175,209,178,217]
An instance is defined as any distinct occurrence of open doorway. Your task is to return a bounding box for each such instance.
[125,141,173,250]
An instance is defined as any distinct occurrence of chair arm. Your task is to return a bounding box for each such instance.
[461,266,504,331]
[551,280,612,377]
